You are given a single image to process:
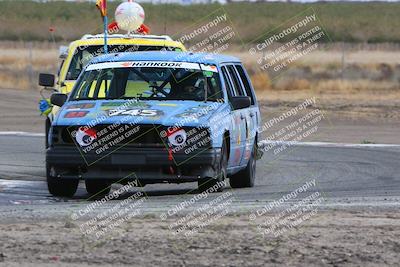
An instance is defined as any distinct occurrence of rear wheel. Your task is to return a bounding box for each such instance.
[230,142,256,188]
[46,164,78,197]
[198,140,227,193]
[85,179,111,196]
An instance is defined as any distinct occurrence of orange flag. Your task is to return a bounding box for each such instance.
[96,0,107,17]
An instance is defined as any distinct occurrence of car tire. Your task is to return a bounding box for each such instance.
[198,139,227,193]
[46,164,78,197]
[229,142,256,188]
[45,118,50,149]
[85,179,111,196]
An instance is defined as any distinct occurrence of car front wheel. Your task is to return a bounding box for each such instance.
[198,140,227,193]
[46,164,78,197]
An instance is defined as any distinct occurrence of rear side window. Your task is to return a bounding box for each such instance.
[235,65,255,105]
[226,65,245,96]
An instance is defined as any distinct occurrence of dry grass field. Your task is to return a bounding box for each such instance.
[0,42,57,90]
[1,2,400,43]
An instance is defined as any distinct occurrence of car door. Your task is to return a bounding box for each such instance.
[234,64,259,166]
[221,65,247,168]
[225,65,255,167]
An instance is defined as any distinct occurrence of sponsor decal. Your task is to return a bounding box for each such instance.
[101,102,126,107]
[175,105,216,119]
[157,103,178,107]
[167,128,187,147]
[234,147,241,164]
[66,103,95,110]
[64,111,89,118]
[129,62,184,67]
[235,116,242,145]
[108,109,163,117]
[86,61,202,71]
[200,64,218,73]
[100,101,150,110]
[75,127,97,147]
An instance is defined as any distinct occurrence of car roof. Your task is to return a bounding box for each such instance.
[80,34,174,41]
[89,51,241,66]
[69,39,186,52]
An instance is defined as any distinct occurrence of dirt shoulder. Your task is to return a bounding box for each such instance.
[0,210,399,266]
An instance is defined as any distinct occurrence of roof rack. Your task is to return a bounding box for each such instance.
[80,34,173,41]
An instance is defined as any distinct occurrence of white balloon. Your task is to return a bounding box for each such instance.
[115,2,145,33]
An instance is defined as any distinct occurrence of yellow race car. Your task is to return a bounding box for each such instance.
[38,33,186,147]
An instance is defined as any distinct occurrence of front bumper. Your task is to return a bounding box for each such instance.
[46,146,221,183]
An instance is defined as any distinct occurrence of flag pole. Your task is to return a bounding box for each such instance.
[104,15,108,54]
[96,0,108,54]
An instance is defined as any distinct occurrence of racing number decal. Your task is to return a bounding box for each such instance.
[108,109,161,117]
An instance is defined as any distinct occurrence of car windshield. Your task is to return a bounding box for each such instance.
[66,45,182,80]
[70,61,223,102]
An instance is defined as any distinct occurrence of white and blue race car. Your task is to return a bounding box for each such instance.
[46,51,262,197]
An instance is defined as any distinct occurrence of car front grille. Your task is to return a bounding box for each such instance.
[51,124,211,151]
[52,124,164,147]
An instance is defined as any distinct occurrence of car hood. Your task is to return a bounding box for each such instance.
[54,99,228,127]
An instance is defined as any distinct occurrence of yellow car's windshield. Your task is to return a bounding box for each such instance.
[66,45,182,80]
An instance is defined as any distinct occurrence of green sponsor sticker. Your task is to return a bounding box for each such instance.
[203,71,214,78]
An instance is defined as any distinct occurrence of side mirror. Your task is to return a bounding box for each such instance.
[231,96,251,110]
[39,73,55,87]
[50,93,67,107]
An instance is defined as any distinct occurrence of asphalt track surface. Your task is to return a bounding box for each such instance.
[0,134,400,218]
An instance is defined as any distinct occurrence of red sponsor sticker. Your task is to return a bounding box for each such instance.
[64,111,89,118]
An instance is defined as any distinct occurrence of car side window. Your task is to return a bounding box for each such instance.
[235,64,255,105]
[226,65,245,96]
[221,66,235,98]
